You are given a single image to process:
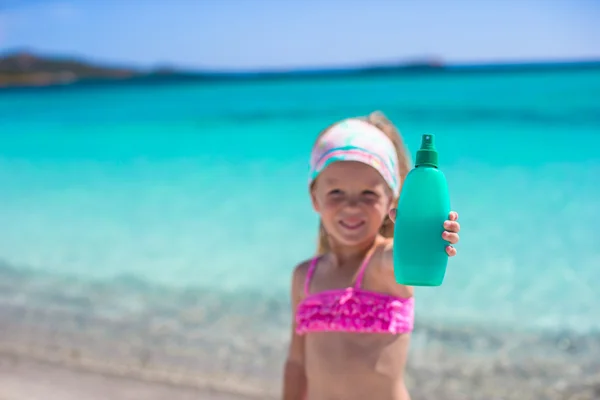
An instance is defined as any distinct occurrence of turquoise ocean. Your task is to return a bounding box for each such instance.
[1,67,599,393]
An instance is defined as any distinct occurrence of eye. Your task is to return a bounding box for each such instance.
[362,190,378,197]
[328,189,343,196]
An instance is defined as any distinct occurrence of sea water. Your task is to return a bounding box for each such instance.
[1,68,599,389]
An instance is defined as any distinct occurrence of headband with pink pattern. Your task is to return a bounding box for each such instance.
[308,118,400,196]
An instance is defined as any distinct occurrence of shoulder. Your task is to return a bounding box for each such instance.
[377,238,414,298]
[292,258,313,284]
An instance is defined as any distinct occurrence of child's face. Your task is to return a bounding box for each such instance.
[311,161,394,248]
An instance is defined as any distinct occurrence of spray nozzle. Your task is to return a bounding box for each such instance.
[415,134,439,168]
[421,134,434,149]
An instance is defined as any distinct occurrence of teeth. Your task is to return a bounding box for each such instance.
[341,221,363,229]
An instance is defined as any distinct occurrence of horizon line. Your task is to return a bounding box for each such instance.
[2,48,600,75]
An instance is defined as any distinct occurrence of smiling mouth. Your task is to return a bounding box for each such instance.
[339,220,365,230]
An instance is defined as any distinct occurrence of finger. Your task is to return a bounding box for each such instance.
[389,208,397,223]
[446,245,457,257]
[448,211,459,221]
[442,231,459,245]
[443,220,461,233]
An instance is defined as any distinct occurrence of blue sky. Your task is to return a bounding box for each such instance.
[1,0,599,71]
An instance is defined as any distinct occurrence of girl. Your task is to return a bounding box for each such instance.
[282,111,461,400]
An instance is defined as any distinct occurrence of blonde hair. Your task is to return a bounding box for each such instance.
[312,111,412,255]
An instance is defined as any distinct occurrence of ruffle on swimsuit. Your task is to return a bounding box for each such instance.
[295,251,414,335]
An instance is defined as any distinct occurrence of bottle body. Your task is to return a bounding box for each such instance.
[393,166,451,286]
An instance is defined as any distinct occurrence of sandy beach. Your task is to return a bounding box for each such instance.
[0,356,255,400]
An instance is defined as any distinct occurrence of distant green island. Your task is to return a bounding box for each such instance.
[0,52,141,87]
[1,51,599,88]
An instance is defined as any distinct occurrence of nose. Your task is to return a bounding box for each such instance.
[345,196,360,211]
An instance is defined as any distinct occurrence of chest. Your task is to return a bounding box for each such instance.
[308,262,367,293]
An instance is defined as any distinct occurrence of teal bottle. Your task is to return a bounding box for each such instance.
[393,134,451,286]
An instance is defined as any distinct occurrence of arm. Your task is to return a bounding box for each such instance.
[282,262,309,400]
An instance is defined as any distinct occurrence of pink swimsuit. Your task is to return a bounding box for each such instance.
[295,252,415,335]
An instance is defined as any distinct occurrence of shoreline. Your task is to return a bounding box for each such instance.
[0,343,274,399]
[1,302,600,400]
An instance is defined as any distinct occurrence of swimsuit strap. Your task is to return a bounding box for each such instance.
[353,245,377,289]
[304,256,320,296]
[305,246,377,294]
